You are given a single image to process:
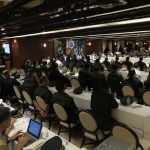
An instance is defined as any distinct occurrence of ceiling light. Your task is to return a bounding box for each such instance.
[43,43,47,48]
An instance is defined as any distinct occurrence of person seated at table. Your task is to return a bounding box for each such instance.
[90,66,106,91]
[40,61,48,75]
[0,107,30,150]
[124,69,143,102]
[107,64,124,97]
[121,57,133,70]
[144,72,150,90]
[91,79,118,131]
[21,60,32,74]
[33,76,53,115]
[48,62,71,87]
[2,70,20,102]
[68,55,78,71]
[78,64,91,91]
[134,57,147,71]
[22,72,38,98]
[102,57,110,70]
[114,56,121,68]
[93,58,104,72]
[52,80,78,121]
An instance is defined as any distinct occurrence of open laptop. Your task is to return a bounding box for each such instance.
[24,119,43,146]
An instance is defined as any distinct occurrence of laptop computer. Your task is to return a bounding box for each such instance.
[24,119,43,146]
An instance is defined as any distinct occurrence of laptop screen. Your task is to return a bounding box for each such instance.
[27,119,43,139]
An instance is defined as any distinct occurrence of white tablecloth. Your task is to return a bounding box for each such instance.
[100,57,150,65]
[9,117,82,150]
[49,87,150,141]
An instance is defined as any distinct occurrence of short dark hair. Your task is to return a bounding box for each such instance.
[139,57,143,61]
[128,69,136,77]
[0,107,11,124]
[98,79,110,92]
[112,64,118,71]
[55,80,65,91]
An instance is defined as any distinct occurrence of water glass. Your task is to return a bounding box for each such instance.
[42,129,49,139]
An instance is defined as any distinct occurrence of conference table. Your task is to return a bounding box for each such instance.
[48,86,150,141]
[9,117,84,150]
[99,56,150,65]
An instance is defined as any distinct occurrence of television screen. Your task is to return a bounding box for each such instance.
[2,43,10,54]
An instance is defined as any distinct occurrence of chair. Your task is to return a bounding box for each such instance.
[20,69,25,76]
[112,123,144,149]
[73,67,78,73]
[36,96,55,129]
[71,78,80,89]
[122,85,134,97]
[53,103,77,142]
[41,136,63,150]
[22,90,37,119]
[79,110,107,148]
[143,90,150,106]
[13,85,27,113]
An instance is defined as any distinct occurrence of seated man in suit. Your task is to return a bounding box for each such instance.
[124,69,143,102]
[144,72,150,90]
[107,64,124,97]
[2,70,20,101]
[121,57,133,70]
[91,79,118,131]
[90,66,106,91]
[0,107,30,150]
[134,57,147,71]
[22,72,38,98]
[52,80,78,122]
[78,64,91,91]
[33,76,53,116]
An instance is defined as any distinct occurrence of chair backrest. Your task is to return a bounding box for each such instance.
[143,91,150,106]
[61,66,68,74]
[20,69,25,76]
[22,90,33,105]
[73,67,78,73]
[112,124,141,148]
[13,85,21,99]
[53,103,68,121]
[36,96,48,112]
[71,78,80,89]
[41,136,62,150]
[122,85,134,97]
[79,110,98,132]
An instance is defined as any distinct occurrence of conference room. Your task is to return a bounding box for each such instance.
[0,0,150,150]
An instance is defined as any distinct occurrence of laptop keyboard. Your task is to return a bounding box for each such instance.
[24,133,36,147]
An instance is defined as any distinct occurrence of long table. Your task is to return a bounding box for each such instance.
[49,86,150,141]
[9,117,83,150]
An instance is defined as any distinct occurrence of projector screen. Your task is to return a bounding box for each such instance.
[3,43,10,54]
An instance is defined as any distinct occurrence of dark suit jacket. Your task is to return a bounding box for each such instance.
[90,72,106,91]
[134,61,147,71]
[91,91,118,130]
[107,71,124,93]
[144,80,150,90]
[124,77,143,97]
[122,61,133,70]
[2,77,20,98]
[33,85,53,103]
[52,91,78,121]
[78,69,91,90]
[22,80,38,98]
